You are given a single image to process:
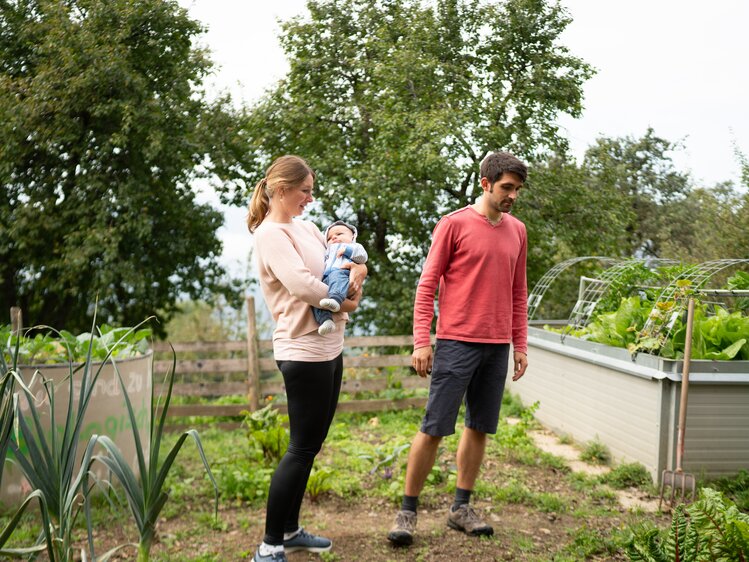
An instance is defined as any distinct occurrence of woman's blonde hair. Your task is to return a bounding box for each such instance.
[247,155,315,233]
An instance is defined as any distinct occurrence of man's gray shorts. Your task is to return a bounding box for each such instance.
[420,339,510,437]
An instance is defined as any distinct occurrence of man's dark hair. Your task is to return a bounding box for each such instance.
[480,151,527,184]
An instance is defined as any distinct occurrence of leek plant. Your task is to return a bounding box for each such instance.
[0,332,59,559]
[6,314,149,561]
[89,345,218,562]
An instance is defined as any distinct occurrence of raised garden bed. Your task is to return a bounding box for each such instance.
[509,325,749,483]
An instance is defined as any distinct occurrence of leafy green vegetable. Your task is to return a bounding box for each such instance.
[551,294,749,361]
[1,325,151,364]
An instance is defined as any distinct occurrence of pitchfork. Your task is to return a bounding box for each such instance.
[659,297,697,509]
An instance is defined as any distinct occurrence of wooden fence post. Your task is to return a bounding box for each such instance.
[246,296,261,411]
[10,307,22,336]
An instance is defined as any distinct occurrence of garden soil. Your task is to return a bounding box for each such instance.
[88,425,665,561]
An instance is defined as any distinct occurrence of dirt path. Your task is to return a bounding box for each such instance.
[526,426,660,514]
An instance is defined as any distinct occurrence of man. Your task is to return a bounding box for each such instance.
[387,151,529,546]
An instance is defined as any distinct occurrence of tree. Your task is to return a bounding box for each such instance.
[656,184,748,263]
[581,128,691,257]
[520,154,630,282]
[0,0,249,333]
[228,0,594,334]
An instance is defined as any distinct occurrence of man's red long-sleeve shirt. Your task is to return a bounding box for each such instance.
[413,206,528,353]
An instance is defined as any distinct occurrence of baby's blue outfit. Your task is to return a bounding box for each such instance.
[313,242,368,326]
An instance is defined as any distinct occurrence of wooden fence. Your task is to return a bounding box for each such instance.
[153,297,429,423]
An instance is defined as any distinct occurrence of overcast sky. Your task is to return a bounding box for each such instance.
[176,0,749,275]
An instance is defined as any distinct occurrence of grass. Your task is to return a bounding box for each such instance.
[601,462,653,489]
[706,468,749,511]
[580,437,612,465]
[1,391,708,560]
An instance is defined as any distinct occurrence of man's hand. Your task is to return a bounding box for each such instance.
[512,351,528,381]
[412,345,433,378]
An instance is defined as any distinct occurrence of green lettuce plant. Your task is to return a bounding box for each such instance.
[727,271,749,313]
[0,324,151,365]
[550,294,749,361]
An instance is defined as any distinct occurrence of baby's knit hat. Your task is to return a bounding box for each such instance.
[323,220,358,242]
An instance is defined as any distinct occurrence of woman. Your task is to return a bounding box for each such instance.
[247,155,365,562]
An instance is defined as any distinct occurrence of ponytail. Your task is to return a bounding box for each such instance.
[246,155,315,233]
[247,178,269,233]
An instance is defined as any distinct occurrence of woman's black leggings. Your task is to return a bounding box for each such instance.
[263,354,343,545]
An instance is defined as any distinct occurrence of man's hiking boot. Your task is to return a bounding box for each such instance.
[387,509,417,546]
[447,504,494,536]
[283,528,332,553]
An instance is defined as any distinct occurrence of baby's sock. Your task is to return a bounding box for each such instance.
[319,298,340,312]
[318,319,336,335]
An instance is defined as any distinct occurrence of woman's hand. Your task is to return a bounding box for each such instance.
[339,285,362,312]
[340,262,367,294]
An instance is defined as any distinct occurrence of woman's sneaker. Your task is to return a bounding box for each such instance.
[252,548,287,561]
[319,298,341,312]
[283,528,332,553]
[447,504,494,536]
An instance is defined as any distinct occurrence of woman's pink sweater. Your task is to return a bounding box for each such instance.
[254,219,345,360]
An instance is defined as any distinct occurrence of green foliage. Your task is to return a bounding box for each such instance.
[727,272,749,313]
[521,156,632,299]
[360,442,410,480]
[306,467,334,503]
[560,525,626,559]
[586,295,651,350]
[213,461,273,505]
[89,342,218,562]
[602,463,653,490]
[709,470,749,512]
[658,184,749,264]
[163,299,247,342]
[0,324,151,364]
[595,262,667,316]
[6,315,149,561]
[496,400,539,451]
[580,438,611,466]
[234,0,594,334]
[243,405,290,463]
[558,294,749,361]
[582,128,691,258]
[672,305,749,361]
[500,391,527,418]
[0,0,249,334]
[626,488,749,562]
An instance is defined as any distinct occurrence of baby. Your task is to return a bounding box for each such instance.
[314,220,368,335]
